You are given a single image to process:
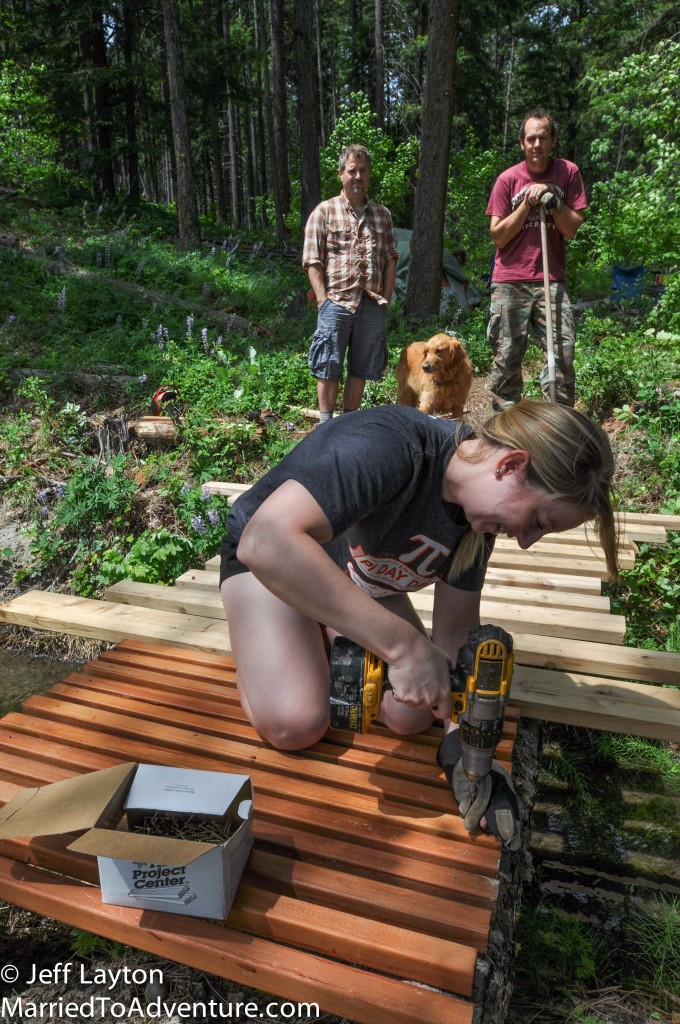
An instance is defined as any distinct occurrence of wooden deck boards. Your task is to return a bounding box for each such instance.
[103,578,627,645]
[0,640,510,1024]
[0,507,678,1020]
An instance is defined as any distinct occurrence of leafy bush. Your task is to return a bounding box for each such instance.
[583,40,680,275]
[319,92,419,223]
[0,61,84,200]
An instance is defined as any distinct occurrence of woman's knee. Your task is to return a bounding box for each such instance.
[251,701,329,751]
[377,691,434,735]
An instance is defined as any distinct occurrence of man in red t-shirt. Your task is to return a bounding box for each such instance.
[486,109,587,409]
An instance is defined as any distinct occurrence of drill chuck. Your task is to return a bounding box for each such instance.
[451,625,514,783]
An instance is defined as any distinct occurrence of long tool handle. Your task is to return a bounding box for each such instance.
[539,204,557,403]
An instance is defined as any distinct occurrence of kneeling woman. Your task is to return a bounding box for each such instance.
[220,401,618,752]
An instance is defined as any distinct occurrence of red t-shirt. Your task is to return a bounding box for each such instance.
[486,157,587,283]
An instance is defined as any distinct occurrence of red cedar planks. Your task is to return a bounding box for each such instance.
[0,641,514,1024]
[0,858,473,1024]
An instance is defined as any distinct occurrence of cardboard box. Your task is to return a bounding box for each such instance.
[0,762,253,919]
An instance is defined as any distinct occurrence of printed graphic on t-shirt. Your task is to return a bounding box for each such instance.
[346,536,450,597]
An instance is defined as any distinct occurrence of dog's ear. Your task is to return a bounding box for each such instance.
[449,339,465,364]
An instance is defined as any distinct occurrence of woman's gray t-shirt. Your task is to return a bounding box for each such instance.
[224,405,494,596]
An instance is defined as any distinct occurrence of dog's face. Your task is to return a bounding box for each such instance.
[421,334,462,374]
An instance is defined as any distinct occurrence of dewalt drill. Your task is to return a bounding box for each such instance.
[329,624,514,784]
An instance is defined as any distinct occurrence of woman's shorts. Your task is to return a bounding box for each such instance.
[219,534,250,587]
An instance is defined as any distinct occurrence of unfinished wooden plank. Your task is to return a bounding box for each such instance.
[3,590,678,689]
[511,632,680,687]
[227,883,478,994]
[103,579,626,644]
[511,666,680,741]
[206,481,252,496]
[487,550,621,577]
[0,589,233,652]
[245,848,492,947]
[0,859,472,1024]
[202,554,607,594]
[175,568,611,612]
[617,510,680,530]
[493,535,636,557]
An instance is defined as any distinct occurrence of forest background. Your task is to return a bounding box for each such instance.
[0,0,679,1020]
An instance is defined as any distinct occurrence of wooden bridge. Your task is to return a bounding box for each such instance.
[0,489,678,1024]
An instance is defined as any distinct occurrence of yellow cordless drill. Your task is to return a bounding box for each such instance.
[329,624,514,784]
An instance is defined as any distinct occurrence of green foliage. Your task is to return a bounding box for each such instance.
[19,456,232,596]
[319,93,419,222]
[627,895,680,1001]
[594,735,680,788]
[70,929,128,961]
[446,132,505,275]
[610,535,680,648]
[0,61,81,198]
[574,315,680,419]
[515,897,600,996]
[540,739,592,802]
[579,40,680,304]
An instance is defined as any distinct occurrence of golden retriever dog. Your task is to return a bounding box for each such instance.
[396,333,473,418]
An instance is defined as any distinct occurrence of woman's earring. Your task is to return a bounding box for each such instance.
[495,469,501,476]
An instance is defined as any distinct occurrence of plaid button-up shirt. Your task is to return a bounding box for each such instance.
[302,193,399,312]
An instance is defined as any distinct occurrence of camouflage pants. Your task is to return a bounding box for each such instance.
[487,282,576,408]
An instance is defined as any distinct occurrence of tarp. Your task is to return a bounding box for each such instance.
[392,228,481,310]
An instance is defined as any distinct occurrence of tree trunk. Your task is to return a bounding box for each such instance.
[243,2,258,226]
[90,6,117,198]
[294,0,321,233]
[374,0,385,128]
[253,0,269,224]
[203,0,228,223]
[314,0,326,146]
[79,34,96,180]
[161,0,200,248]
[122,2,140,204]
[268,0,290,239]
[404,0,459,321]
[502,35,515,153]
[245,95,257,227]
[223,1,242,229]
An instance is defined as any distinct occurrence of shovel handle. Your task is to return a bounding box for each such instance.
[539,204,557,403]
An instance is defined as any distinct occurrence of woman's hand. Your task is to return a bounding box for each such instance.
[385,634,453,719]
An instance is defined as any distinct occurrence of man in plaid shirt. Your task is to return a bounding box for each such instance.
[303,144,399,422]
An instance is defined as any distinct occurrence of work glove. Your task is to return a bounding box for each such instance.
[437,730,521,851]
[540,184,562,211]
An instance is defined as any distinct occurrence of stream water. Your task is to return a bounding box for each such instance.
[0,650,80,717]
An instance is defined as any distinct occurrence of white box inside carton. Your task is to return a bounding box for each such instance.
[0,762,254,920]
